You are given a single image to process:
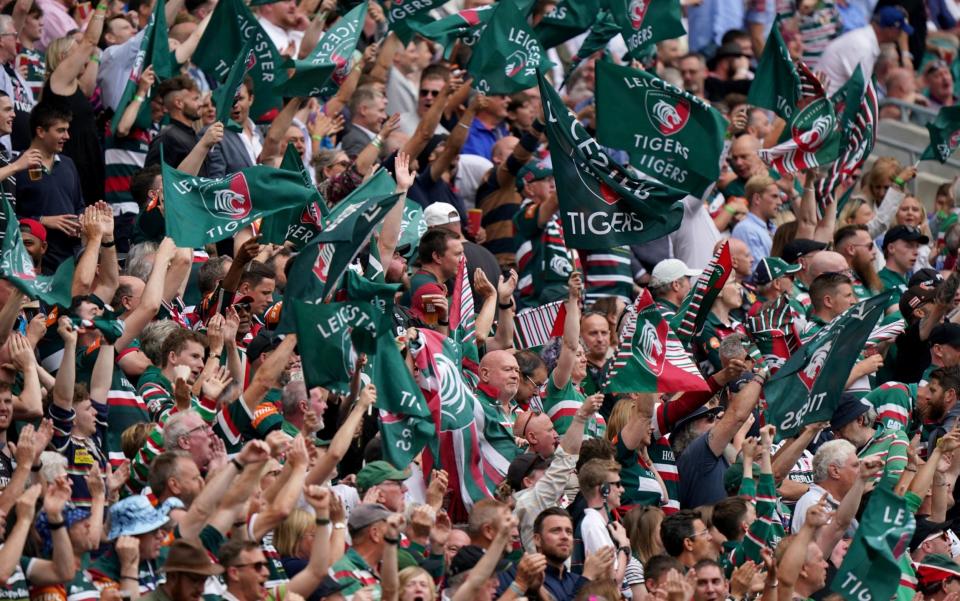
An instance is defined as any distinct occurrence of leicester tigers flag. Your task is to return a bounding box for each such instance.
[764,291,891,441]
[407,5,495,60]
[292,300,377,394]
[0,197,74,308]
[534,0,599,48]
[538,71,687,250]
[259,143,328,249]
[606,289,709,393]
[747,17,806,122]
[920,105,960,163]
[565,10,620,84]
[467,0,552,95]
[595,61,727,196]
[601,0,685,59]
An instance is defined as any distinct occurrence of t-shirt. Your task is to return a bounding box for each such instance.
[615,437,664,508]
[514,199,574,308]
[542,373,606,439]
[676,432,729,508]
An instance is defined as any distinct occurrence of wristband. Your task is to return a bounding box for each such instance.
[121,576,139,582]
[47,520,65,530]
[893,176,906,187]
[509,582,525,595]
[30,463,41,472]
[371,136,383,149]
[383,535,401,545]
[133,94,145,103]
[498,300,514,310]
[724,204,738,215]
[96,3,108,9]
[310,134,323,142]
[230,458,244,471]
[101,239,116,248]
[232,520,246,528]
[619,545,632,555]
[316,518,331,526]
[457,122,470,130]
[89,54,100,64]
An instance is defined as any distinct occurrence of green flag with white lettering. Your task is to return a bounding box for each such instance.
[534,0,599,48]
[467,0,553,95]
[0,198,74,307]
[275,2,367,99]
[212,38,254,129]
[565,10,620,83]
[110,0,174,133]
[747,18,802,122]
[595,61,727,196]
[292,299,378,394]
[921,105,960,163]
[832,483,915,601]
[385,0,443,43]
[764,291,891,441]
[278,171,401,331]
[408,6,495,59]
[160,159,319,248]
[601,0,685,60]
[259,143,328,249]
[397,199,427,260]
[538,71,686,250]
[193,0,289,120]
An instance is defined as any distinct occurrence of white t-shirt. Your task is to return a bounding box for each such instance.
[580,508,620,569]
[819,25,881,96]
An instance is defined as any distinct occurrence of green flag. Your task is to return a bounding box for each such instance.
[161,159,321,248]
[670,241,733,347]
[212,38,254,130]
[601,0,685,59]
[921,105,960,163]
[764,291,891,441]
[595,61,727,196]
[110,0,174,133]
[396,199,427,259]
[260,144,328,249]
[467,0,553,95]
[408,6,495,59]
[538,70,686,250]
[275,2,367,99]
[832,483,916,601]
[565,10,620,83]
[747,18,802,122]
[292,299,377,393]
[534,0,599,48]
[0,199,74,307]
[193,0,289,120]
[385,0,443,43]
[279,172,401,331]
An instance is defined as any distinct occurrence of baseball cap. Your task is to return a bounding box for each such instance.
[911,517,954,551]
[781,239,827,264]
[883,225,930,249]
[346,503,393,533]
[515,160,553,192]
[246,331,281,364]
[909,267,944,288]
[930,322,960,348]
[448,545,511,577]
[900,285,936,321]
[19,218,46,242]
[917,553,960,585]
[356,460,411,493]
[650,259,699,288]
[507,452,549,491]
[162,539,225,576]
[424,202,460,227]
[875,5,914,35]
[829,393,871,431]
[753,257,801,285]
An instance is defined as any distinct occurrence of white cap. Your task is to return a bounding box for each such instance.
[650,259,700,288]
[423,202,461,227]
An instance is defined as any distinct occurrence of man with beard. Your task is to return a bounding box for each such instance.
[834,224,882,300]
[920,366,960,458]
[255,0,304,57]
[497,507,615,601]
[831,394,908,486]
[145,75,223,176]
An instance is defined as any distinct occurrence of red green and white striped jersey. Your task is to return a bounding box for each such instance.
[865,382,917,433]
[582,247,634,304]
[104,126,157,216]
[719,473,785,576]
[329,547,380,598]
[858,427,909,487]
[474,384,523,484]
[614,436,665,509]
[541,373,606,438]
[514,199,574,308]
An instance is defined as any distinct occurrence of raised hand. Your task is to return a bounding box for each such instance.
[394,151,415,192]
[805,494,831,529]
[43,475,73,519]
[425,469,448,510]
[357,383,377,411]
[107,461,131,496]
[8,333,38,371]
[577,393,603,418]
[303,485,331,515]
[731,561,759,598]
[200,366,232,400]
[86,463,105,499]
[582,545,615,580]
[472,268,495,300]
[201,122,224,148]
[497,269,518,304]
[136,65,155,97]
[567,271,583,302]
[514,552,547,592]
[286,434,309,468]
[237,440,271,467]
[16,483,41,522]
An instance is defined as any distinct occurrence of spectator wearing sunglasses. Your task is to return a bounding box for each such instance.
[397,64,450,137]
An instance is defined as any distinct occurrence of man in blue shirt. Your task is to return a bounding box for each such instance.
[461,95,510,161]
[731,174,781,274]
[497,507,614,601]
[14,102,83,273]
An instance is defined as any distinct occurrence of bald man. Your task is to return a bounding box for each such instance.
[722,135,765,199]
[476,350,523,478]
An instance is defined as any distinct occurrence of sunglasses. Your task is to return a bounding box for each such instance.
[419,89,441,98]
[232,561,269,571]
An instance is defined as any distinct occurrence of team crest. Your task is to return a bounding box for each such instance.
[636,320,664,369]
[628,0,650,28]
[300,202,323,226]
[798,341,831,391]
[203,173,252,220]
[790,98,835,153]
[646,92,690,136]
[505,49,528,78]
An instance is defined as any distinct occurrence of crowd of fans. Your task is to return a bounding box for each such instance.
[0,0,953,600]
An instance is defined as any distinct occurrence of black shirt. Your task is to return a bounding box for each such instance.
[15,154,83,271]
[890,320,932,384]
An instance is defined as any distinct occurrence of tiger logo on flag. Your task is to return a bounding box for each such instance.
[203,174,252,220]
[505,49,528,78]
[628,0,650,28]
[798,341,832,391]
[647,95,690,136]
[790,99,835,153]
[636,320,664,368]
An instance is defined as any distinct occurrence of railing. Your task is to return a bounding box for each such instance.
[880,98,940,124]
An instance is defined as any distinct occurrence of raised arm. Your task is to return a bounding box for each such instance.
[0,289,24,349]
[488,270,518,351]
[306,382,376,485]
[28,477,77,586]
[452,514,516,601]
[0,485,41,584]
[429,91,478,182]
[48,3,106,95]
[251,436,309,541]
[288,486,337,596]
[114,238,176,351]
[178,123,224,176]
[367,33,400,83]
[116,66,155,138]
[777,498,829,601]
[376,153,413,264]
[71,206,104,297]
[173,10,212,65]
[708,376,762,457]
[551,271,582,390]
[242,334,297,410]
[794,170,818,240]
[400,77,455,162]
[261,98,305,166]
[91,202,119,303]
[9,333,41,419]
[52,318,76,411]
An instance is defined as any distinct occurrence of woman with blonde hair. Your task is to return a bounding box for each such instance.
[836,197,876,229]
[274,509,316,564]
[622,504,665,591]
[605,395,641,443]
[881,193,933,269]
[860,157,902,206]
[398,566,437,601]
